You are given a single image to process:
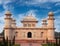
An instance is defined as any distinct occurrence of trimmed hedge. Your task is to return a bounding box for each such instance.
[42,44,48,46]
[42,43,55,46]
[13,44,20,46]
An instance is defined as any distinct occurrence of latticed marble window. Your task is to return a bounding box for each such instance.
[24,24,27,27]
[32,24,35,27]
[28,24,31,27]
[15,31,18,37]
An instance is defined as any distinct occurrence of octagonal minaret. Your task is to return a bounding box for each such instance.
[4,10,12,28]
[47,12,55,40]
[11,18,16,28]
[4,10,12,40]
[11,18,17,40]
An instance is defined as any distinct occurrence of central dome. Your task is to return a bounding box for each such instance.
[22,13,38,21]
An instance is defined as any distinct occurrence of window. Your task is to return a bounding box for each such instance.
[24,24,27,27]
[15,31,18,37]
[28,24,31,27]
[32,24,35,27]
[41,32,43,37]
[27,32,32,38]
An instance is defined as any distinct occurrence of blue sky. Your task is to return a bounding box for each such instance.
[0,0,60,32]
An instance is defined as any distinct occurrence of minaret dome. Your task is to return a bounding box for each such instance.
[5,10,11,15]
[48,12,54,16]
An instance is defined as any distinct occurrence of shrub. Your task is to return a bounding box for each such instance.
[13,44,20,46]
[42,43,55,46]
[42,44,48,46]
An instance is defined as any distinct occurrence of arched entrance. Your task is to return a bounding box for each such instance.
[27,32,32,38]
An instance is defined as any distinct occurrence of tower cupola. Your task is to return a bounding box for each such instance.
[48,12,54,16]
[47,11,55,28]
[48,12,54,19]
[4,10,12,40]
[4,10,12,28]
[5,10,12,19]
[5,10,11,15]
[47,11,55,40]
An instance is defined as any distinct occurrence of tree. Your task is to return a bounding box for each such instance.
[12,36,15,45]
[6,37,8,46]
[2,30,6,46]
[46,38,48,43]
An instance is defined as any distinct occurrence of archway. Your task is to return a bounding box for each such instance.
[27,32,32,38]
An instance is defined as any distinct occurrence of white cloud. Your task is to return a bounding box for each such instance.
[0,0,60,10]
[16,14,25,27]
[25,10,37,17]
[51,0,60,2]
[0,0,14,10]
[55,2,60,6]
[3,4,14,10]
[0,0,60,6]
[54,10,60,14]
[0,0,3,4]
[0,0,11,4]
[15,10,42,27]
[18,0,52,10]
[23,0,60,5]
[32,0,48,3]
[4,0,11,4]
[16,10,38,27]
[0,23,4,33]
[0,11,5,33]
[55,15,60,32]
[36,0,60,2]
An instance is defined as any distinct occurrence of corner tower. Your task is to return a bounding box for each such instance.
[11,18,16,28]
[47,12,55,40]
[4,10,12,40]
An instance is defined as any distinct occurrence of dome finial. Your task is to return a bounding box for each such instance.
[28,12,33,16]
[48,11,54,15]
[5,10,11,15]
